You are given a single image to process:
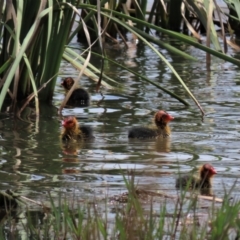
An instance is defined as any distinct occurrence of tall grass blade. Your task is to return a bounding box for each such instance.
[0,7,51,111]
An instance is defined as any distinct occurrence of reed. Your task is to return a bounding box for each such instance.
[0,0,77,113]
[1,0,240,116]
[0,174,238,239]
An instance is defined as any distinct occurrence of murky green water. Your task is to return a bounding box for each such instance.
[1,37,240,231]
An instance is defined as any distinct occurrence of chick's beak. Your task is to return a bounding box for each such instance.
[166,114,174,121]
[211,167,217,175]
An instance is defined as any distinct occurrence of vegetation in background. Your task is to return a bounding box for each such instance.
[0,0,240,116]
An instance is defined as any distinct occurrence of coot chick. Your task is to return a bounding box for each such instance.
[61,116,94,141]
[175,163,217,189]
[128,110,174,139]
[61,77,90,107]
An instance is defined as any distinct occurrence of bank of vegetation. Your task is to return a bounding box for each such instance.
[0,176,238,239]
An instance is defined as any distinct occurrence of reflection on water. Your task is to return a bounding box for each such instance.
[0,39,240,223]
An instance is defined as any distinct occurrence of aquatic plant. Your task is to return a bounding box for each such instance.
[1,174,239,239]
[0,0,76,114]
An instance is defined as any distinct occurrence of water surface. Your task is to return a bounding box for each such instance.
[0,37,240,219]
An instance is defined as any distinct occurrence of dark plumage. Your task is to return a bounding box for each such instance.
[61,116,94,141]
[128,110,174,139]
[128,127,158,139]
[175,163,217,189]
[61,77,90,107]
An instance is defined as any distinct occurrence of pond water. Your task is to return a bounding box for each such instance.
[1,35,240,231]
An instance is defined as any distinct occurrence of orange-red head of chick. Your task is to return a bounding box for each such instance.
[154,110,174,128]
[61,77,74,91]
[61,116,94,141]
[62,116,78,130]
[200,163,217,181]
[61,116,81,141]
